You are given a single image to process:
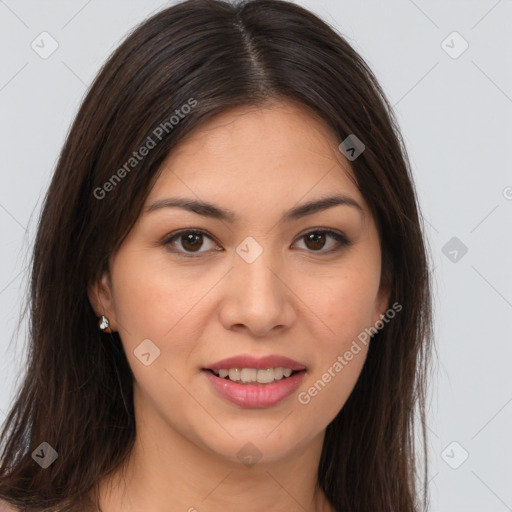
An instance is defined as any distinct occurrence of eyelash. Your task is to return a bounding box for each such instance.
[162,228,351,258]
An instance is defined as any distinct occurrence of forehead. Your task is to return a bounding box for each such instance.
[147,101,366,219]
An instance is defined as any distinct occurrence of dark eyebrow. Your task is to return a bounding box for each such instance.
[145,194,364,222]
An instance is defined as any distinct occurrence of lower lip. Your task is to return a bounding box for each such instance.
[203,370,306,408]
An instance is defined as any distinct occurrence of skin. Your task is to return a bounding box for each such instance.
[89,100,390,512]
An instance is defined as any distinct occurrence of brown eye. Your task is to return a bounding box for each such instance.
[294,230,350,253]
[164,229,219,256]
[181,232,204,252]
[304,232,327,251]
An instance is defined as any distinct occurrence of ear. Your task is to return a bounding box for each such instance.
[87,272,118,332]
[372,282,391,327]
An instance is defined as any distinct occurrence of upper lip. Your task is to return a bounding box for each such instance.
[204,354,307,372]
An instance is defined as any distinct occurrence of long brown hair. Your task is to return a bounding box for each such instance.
[0,1,434,510]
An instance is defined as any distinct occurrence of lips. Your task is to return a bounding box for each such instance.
[203,369,306,408]
[202,353,307,408]
[204,354,307,372]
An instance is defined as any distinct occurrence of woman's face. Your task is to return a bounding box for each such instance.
[91,101,389,466]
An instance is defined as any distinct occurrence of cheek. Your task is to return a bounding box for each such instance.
[297,344,368,427]
[297,260,381,345]
[297,274,374,420]
[323,284,377,346]
[295,256,379,421]
[110,250,229,364]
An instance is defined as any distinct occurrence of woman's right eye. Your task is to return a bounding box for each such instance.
[163,229,221,257]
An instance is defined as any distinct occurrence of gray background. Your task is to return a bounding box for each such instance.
[1,1,511,510]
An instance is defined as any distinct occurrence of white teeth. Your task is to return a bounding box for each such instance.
[273,367,284,380]
[240,368,257,383]
[212,367,296,384]
[228,369,240,381]
[257,368,274,384]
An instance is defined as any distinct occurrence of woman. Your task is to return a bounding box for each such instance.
[0,0,434,510]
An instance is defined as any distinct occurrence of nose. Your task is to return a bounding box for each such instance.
[218,244,296,338]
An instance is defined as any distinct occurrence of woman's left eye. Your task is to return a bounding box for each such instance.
[162,229,350,257]
[293,229,351,253]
